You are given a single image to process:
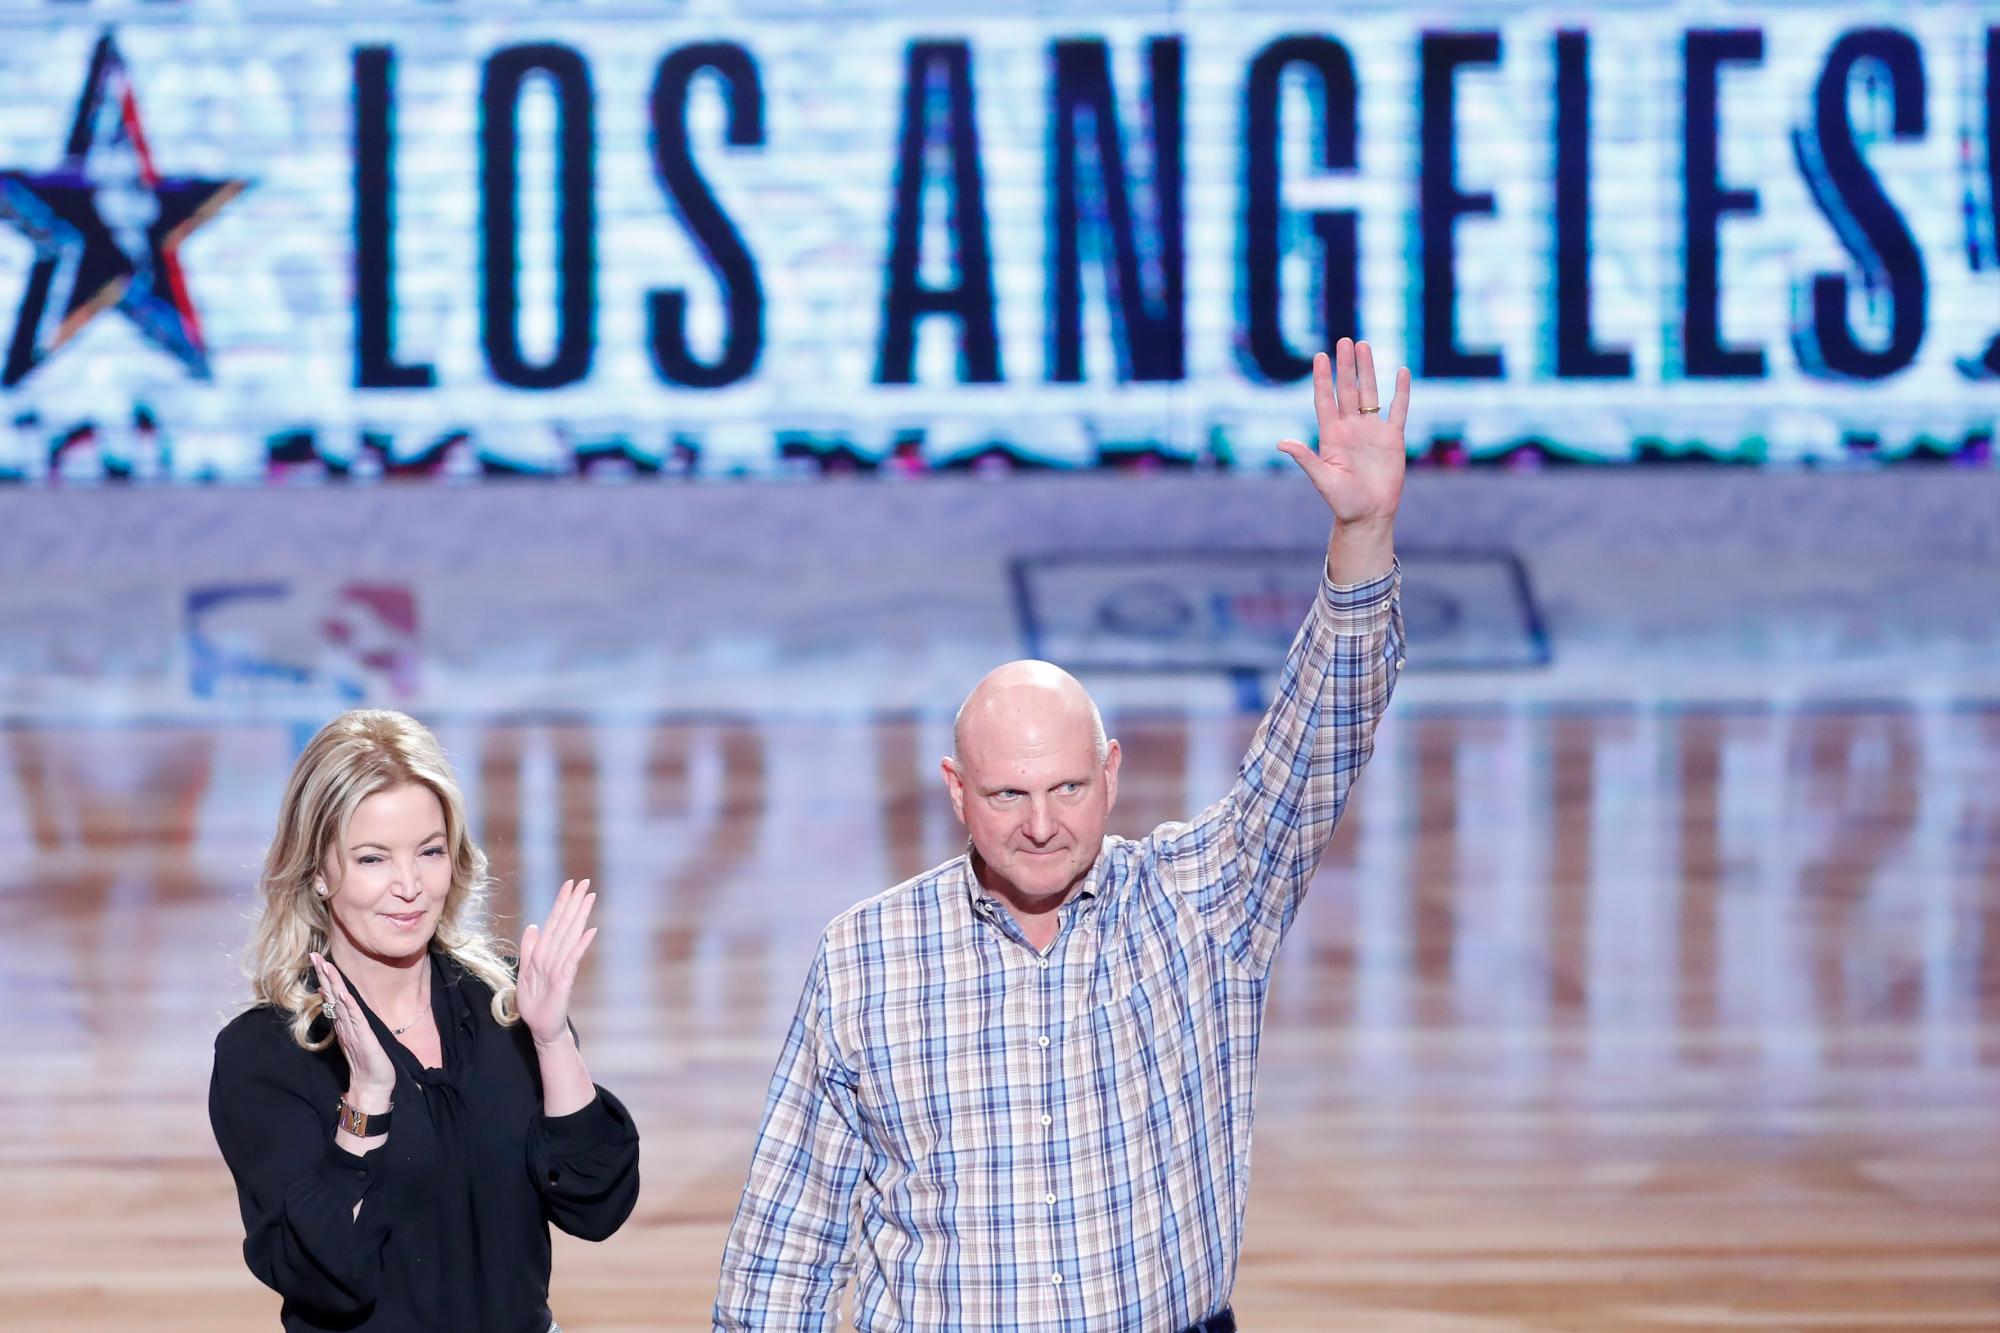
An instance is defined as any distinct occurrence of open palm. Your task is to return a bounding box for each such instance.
[1276,338,1409,526]
[516,878,598,1047]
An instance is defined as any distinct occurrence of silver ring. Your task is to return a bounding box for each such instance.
[324,997,341,1023]
[1358,405,1381,414]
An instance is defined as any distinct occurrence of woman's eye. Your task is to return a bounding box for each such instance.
[422,846,447,858]
[358,855,382,866]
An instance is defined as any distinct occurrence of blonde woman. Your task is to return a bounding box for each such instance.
[210,709,639,1332]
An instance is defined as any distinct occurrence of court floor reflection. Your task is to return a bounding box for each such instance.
[1,702,1995,1330]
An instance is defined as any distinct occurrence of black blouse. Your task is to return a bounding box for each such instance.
[209,951,640,1332]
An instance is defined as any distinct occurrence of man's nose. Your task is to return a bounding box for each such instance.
[1023,800,1058,843]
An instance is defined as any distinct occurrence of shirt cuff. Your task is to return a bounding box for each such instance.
[535,1087,631,1156]
[316,1139,380,1200]
[1319,557,1400,632]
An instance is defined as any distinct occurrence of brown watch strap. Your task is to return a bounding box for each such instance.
[335,1097,392,1138]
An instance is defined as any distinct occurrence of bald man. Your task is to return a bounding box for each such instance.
[716,339,1410,1333]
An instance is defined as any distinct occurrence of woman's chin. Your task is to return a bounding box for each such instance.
[357,931,435,965]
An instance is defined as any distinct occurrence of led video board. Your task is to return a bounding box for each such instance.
[0,3,1994,480]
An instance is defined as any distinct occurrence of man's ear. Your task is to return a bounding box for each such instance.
[1101,738,1121,813]
[940,757,968,825]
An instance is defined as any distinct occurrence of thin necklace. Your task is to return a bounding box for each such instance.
[388,965,432,1037]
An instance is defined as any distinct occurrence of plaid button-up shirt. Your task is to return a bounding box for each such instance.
[715,563,1403,1333]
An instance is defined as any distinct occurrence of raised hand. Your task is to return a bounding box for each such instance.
[516,878,599,1049]
[1276,338,1410,528]
[311,951,396,1112]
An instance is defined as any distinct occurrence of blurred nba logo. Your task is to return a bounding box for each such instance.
[185,582,420,703]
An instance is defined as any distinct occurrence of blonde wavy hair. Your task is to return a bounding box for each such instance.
[243,709,517,1050]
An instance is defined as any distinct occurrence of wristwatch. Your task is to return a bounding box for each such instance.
[335,1096,393,1138]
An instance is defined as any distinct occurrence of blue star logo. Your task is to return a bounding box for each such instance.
[0,31,246,388]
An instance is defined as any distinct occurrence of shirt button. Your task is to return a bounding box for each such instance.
[1038,957,1049,970]
[1040,1114,1052,1127]
[1395,658,1408,669]
[1051,1274,1063,1286]
[1044,1192,1057,1205]
[1037,1035,1050,1048]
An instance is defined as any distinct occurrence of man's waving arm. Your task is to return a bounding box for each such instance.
[1155,338,1410,975]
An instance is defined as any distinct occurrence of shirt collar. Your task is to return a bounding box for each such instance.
[961,838,1114,921]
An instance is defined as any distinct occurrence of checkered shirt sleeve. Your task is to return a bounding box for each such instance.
[1153,560,1404,976]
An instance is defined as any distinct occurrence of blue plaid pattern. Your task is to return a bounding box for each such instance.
[715,564,1404,1333]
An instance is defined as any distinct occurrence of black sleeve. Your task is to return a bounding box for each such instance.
[209,1014,392,1314]
[526,1084,641,1242]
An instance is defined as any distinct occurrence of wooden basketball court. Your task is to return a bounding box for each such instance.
[4,701,1996,1330]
